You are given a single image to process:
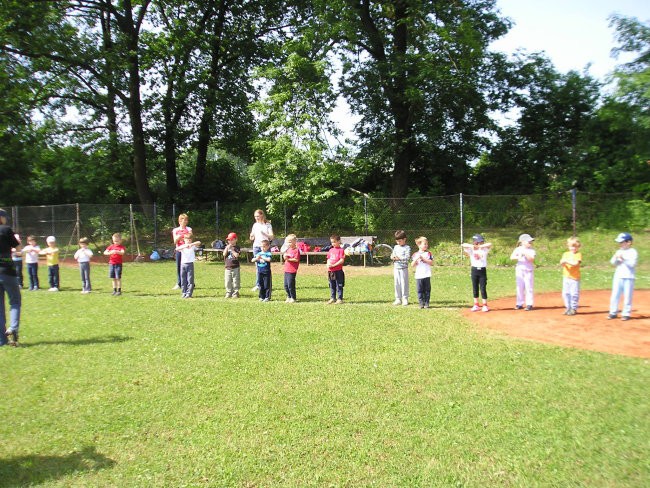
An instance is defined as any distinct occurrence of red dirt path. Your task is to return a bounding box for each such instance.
[463,289,650,359]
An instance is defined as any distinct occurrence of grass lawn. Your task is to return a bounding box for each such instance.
[1,257,648,487]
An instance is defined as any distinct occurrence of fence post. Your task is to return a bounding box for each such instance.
[12,206,18,233]
[571,188,577,237]
[76,203,81,243]
[215,201,219,238]
[51,205,55,237]
[459,193,464,257]
[172,203,176,227]
[364,195,368,235]
[153,202,158,250]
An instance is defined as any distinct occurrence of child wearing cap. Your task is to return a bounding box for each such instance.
[462,234,492,312]
[223,232,241,298]
[74,237,94,293]
[608,232,637,321]
[560,237,582,315]
[39,235,60,291]
[22,235,40,291]
[390,230,411,306]
[510,233,536,310]
[104,232,126,296]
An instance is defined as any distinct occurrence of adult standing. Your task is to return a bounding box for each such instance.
[249,209,274,291]
[0,208,21,347]
[172,213,192,290]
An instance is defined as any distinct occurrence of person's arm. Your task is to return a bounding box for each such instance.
[265,223,274,241]
[480,243,492,250]
[103,247,111,256]
[510,247,520,260]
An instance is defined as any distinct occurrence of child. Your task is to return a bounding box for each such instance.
[560,237,582,315]
[22,235,40,291]
[223,232,241,298]
[510,233,536,310]
[326,234,345,304]
[176,233,201,298]
[74,237,94,293]
[104,233,126,296]
[40,235,60,291]
[251,239,272,301]
[283,234,300,303]
[411,236,433,309]
[11,237,23,288]
[391,230,411,306]
[462,234,492,312]
[608,232,637,321]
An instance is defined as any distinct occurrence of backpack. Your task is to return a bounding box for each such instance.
[150,250,161,261]
[212,239,225,250]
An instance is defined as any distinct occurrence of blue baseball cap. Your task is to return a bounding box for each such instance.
[472,234,485,243]
[615,232,633,243]
[0,208,7,219]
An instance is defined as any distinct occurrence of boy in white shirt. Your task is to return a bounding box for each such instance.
[390,230,411,306]
[176,233,201,298]
[608,232,638,321]
[74,237,94,293]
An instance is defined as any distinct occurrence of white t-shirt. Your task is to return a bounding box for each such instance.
[391,244,411,270]
[511,246,536,271]
[412,251,432,279]
[74,248,93,263]
[611,247,638,280]
[251,222,273,247]
[23,244,41,264]
[179,246,197,265]
[464,247,489,268]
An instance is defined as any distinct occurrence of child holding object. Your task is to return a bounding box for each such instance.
[104,233,126,296]
[608,232,637,321]
[411,236,433,309]
[391,230,411,306]
[462,234,492,312]
[223,232,241,298]
[40,235,60,291]
[22,235,40,291]
[176,233,201,298]
[326,234,346,304]
[510,233,536,311]
[74,237,94,293]
[559,237,582,315]
[252,239,273,302]
[283,234,300,303]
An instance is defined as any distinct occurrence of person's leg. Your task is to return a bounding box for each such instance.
[570,278,580,311]
[15,261,23,288]
[423,277,431,307]
[48,265,55,288]
[328,273,336,300]
[187,263,195,297]
[0,273,21,342]
[27,263,35,290]
[399,268,409,303]
[416,278,424,306]
[232,268,240,296]
[562,277,570,311]
[336,270,345,300]
[622,279,634,318]
[53,264,60,288]
[181,264,188,295]
[524,269,534,307]
[471,269,480,300]
[288,273,296,300]
[80,263,86,291]
[253,246,261,288]
[225,268,233,296]
[515,268,525,307]
[479,270,487,302]
[284,272,291,299]
[609,277,622,315]
[175,251,182,287]
[0,279,7,345]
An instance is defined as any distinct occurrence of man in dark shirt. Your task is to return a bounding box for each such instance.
[0,208,21,346]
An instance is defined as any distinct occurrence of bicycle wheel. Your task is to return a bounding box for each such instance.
[372,243,393,265]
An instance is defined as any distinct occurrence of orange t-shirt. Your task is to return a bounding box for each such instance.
[561,251,582,280]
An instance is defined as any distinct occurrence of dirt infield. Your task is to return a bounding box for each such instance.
[463,289,650,359]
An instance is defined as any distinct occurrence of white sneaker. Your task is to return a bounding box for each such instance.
[481,305,489,312]
[49,287,59,292]
[471,305,480,312]
[172,284,180,290]
[401,298,408,306]
[251,286,260,292]
[393,299,401,306]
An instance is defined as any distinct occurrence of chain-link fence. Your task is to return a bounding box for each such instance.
[3,191,647,262]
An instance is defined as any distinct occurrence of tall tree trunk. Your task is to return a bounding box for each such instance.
[100,9,120,170]
[163,81,179,198]
[194,0,228,197]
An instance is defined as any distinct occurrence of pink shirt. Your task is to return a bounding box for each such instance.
[327,246,345,272]
[283,247,300,274]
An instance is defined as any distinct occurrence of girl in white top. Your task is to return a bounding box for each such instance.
[510,233,536,310]
[249,209,274,291]
[461,234,492,312]
[411,236,433,309]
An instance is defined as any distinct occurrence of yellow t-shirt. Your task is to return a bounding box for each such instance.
[561,251,581,280]
[46,248,60,266]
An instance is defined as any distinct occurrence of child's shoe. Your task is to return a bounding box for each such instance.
[327,298,335,304]
[225,293,232,298]
[471,304,480,312]
[481,305,489,312]
[607,313,617,320]
[621,316,630,321]
[514,305,523,310]
[262,298,270,302]
[401,298,408,306]
[115,291,122,296]
[393,299,401,306]
[172,284,180,290]
[335,299,343,305]
[232,292,239,299]
[567,309,577,316]
[424,303,430,309]
[251,285,260,292]
[525,305,533,311]
[49,287,58,292]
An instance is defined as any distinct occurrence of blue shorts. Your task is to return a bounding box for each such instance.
[109,264,123,279]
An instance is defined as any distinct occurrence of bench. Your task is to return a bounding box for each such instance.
[298,236,376,266]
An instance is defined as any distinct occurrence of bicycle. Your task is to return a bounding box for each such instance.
[370,240,394,266]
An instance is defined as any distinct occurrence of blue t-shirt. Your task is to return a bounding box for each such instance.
[255,250,272,270]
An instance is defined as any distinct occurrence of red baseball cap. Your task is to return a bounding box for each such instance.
[227,232,237,241]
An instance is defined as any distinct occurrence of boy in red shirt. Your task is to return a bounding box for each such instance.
[326,234,345,304]
[104,233,126,296]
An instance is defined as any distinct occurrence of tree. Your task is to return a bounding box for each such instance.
[321,0,510,198]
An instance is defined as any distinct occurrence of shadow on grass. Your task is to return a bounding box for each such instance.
[0,445,116,487]
[20,335,132,348]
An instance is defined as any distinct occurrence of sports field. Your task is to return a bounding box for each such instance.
[1,260,648,487]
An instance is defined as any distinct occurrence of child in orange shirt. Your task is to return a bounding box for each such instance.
[560,237,582,315]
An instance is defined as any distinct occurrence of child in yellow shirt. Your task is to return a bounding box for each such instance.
[40,235,60,291]
[559,237,582,315]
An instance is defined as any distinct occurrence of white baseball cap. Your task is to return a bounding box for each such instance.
[518,233,534,242]
[46,235,56,243]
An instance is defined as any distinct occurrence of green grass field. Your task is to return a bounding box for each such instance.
[1,254,649,487]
